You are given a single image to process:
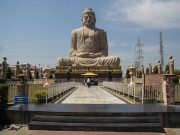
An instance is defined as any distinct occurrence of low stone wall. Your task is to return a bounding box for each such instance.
[143,74,164,85]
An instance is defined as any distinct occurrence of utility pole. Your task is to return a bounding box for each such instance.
[159,32,164,71]
[135,37,144,70]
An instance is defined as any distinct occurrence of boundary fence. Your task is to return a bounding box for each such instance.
[103,82,180,103]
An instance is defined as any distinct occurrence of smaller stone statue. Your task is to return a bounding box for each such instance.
[2,57,8,78]
[34,66,37,79]
[135,68,139,78]
[15,61,21,78]
[168,56,174,74]
[26,63,30,79]
[149,63,152,74]
[40,67,43,79]
[142,65,144,74]
[157,60,162,74]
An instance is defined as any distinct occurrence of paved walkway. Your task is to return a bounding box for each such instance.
[61,86,126,104]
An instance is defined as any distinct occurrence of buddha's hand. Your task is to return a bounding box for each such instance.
[74,52,103,58]
[75,52,89,57]
[88,52,103,58]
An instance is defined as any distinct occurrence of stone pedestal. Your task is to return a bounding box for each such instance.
[55,66,122,80]
[162,74,175,105]
[17,74,28,97]
[17,84,28,96]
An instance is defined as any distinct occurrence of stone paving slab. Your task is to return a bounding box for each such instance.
[61,86,126,104]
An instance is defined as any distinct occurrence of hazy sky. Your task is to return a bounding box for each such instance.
[0,0,180,74]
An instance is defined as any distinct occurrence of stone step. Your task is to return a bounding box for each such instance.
[29,121,162,132]
[32,112,159,117]
[32,115,160,123]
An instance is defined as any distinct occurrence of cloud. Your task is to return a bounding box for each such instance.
[105,0,180,30]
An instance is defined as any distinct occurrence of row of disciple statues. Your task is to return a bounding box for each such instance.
[1,58,41,79]
[1,55,175,80]
[139,56,174,76]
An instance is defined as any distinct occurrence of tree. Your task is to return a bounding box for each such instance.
[6,67,13,79]
[139,71,142,78]
[173,69,180,83]
[146,68,149,74]
[153,66,158,74]
[36,71,39,79]
[125,69,130,78]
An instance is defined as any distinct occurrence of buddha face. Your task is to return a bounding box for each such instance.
[82,13,96,28]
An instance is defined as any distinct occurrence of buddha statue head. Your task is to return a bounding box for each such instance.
[81,8,96,28]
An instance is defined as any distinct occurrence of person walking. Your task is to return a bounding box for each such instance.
[87,78,91,88]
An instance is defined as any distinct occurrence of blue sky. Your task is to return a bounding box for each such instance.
[0,0,180,74]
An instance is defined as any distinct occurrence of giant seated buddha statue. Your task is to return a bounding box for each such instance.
[58,8,120,66]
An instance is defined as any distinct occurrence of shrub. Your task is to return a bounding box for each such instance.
[33,89,47,104]
[0,84,8,107]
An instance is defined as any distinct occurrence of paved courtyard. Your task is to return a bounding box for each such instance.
[61,86,126,104]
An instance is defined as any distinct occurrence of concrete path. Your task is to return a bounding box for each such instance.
[61,86,126,104]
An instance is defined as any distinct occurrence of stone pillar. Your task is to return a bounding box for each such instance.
[141,65,145,104]
[162,74,175,105]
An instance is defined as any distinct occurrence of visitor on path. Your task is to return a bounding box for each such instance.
[87,78,91,88]
[84,78,87,86]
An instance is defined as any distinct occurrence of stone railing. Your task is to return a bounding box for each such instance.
[43,82,76,103]
[143,84,163,102]
[102,81,163,103]
[7,81,76,103]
